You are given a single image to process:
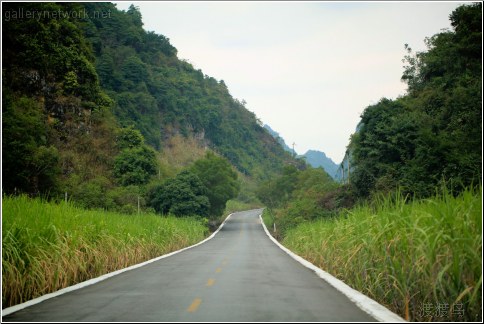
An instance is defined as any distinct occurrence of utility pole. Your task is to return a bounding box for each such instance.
[137,196,140,214]
[292,142,296,158]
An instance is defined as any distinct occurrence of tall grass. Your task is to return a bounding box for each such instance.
[2,195,208,308]
[282,186,482,321]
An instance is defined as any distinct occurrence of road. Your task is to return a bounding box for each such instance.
[3,209,376,322]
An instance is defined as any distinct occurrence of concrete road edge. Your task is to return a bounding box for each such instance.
[2,213,234,317]
[258,213,406,323]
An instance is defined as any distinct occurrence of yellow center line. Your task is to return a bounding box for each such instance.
[206,278,215,287]
[215,267,222,273]
[187,298,202,313]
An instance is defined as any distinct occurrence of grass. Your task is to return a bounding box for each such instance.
[281,186,482,322]
[2,195,208,308]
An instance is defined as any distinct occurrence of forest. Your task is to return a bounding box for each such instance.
[2,2,299,219]
[350,2,481,199]
[260,2,481,234]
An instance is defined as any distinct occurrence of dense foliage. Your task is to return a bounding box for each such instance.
[190,152,241,217]
[350,3,482,198]
[2,2,295,218]
[259,3,481,242]
[257,166,341,237]
[149,152,240,220]
[149,170,210,218]
[2,2,112,196]
[81,3,295,178]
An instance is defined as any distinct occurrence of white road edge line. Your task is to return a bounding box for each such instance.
[258,213,406,323]
[2,213,234,317]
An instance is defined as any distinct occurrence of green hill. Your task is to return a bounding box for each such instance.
[2,2,297,212]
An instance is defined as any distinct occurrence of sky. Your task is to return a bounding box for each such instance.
[114,1,466,164]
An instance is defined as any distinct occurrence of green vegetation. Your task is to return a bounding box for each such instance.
[282,186,482,322]
[190,152,241,218]
[257,166,341,238]
[149,170,210,218]
[82,2,295,180]
[2,195,208,308]
[149,152,240,222]
[259,4,481,322]
[349,3,481,199]
[2,2,294,215]
[1,2,481,321]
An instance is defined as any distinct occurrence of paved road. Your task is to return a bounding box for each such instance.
[3,209,376,322]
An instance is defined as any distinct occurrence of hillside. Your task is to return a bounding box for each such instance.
[263,124,294,154]
[83,3,295,179]
[2,2,297,211]
[302,150,339,179]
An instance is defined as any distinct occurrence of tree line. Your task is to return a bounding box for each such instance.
[257,3,481,238]
[2,2,295,219]
[349,3,481,199]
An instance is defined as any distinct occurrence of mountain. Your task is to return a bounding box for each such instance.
[263,125,340,180]
[263,125,294,154]
[2,2,297,209]
[302,150,339,180]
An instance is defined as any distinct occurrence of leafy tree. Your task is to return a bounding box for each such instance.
[122,55,148,84]
[190,152,240,217]
[149,170,210,217]
[351,3,481,198]
[116,125,144,149]
[2,95,60,195]
[113,146,157,186]
[256,165,299,209]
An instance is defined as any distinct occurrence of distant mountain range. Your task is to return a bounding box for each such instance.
[263,125,340,180]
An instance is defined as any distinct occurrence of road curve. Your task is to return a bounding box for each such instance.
[3,209,376,322]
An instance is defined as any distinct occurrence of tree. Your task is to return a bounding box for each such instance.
[351,3,481,198]
[2,95,60,195]
[113,146,157,186]
[116,125,144,149]
[190,152,240,217]
[256,165,299,209]
[149,170,210,217]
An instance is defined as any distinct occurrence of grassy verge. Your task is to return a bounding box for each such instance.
[2,195,208,308]
[282,187,482,322]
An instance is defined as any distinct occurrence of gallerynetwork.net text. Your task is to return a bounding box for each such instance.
[3,8,111,22]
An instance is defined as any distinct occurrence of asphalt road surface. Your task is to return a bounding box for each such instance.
[3,209,376,322]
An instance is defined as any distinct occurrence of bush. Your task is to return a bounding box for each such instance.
[113,146,157,186]
[149,170,210,217]
[190,152,240,218]
[71,177,112,209]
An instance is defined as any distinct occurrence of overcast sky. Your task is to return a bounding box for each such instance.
[115,1,466,163]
